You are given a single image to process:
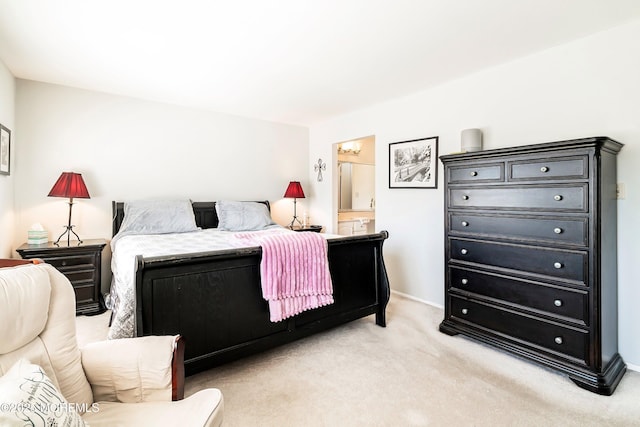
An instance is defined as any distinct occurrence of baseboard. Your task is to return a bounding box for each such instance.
[626,362,639,373]
[390,289,443,309]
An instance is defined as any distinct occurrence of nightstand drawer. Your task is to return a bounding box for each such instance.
[451,296,588,362]
[509,156,588,181]
[450,238,587,283]
[45,254,96,269]
[64,268,96,284]
[74,282,97,303]
[449,213,587,246]
[450,185,587,212]
[449,267,588,323]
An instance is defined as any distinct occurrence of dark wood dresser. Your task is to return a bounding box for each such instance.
[439,137,626,395]
[16,239,106,315]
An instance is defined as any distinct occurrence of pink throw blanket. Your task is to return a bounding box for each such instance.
[234,230,334,322]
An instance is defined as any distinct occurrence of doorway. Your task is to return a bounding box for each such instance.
[335,136,375,236]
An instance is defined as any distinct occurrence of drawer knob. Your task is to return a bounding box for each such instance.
[554,299,563,307]
[554,262,563,269]
[461,278,469,285]
[553,227,563,234]
[461,221,469,227]
[461,308,468,315]
[470,171,478,177]
[540,166,549,173]
[460,249,468,255]
[61,260,67,266]
[462,195,469,200]
[553,195,563,201]
[554,336,563,345]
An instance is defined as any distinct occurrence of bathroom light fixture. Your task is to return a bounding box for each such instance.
[48,172,91,246]
[337,141,361,155]
[283,181,305,229]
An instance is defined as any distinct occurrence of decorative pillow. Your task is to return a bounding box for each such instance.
[113,199,199,244]
[0,358,88,426]
[216,201,276,231]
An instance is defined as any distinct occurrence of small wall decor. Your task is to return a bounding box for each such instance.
[0,124,10,176]
[314,158,326,182]
[389,136,438,189]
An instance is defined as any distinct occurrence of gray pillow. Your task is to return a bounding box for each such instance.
[216,201,275,231]
[116,199,199,240]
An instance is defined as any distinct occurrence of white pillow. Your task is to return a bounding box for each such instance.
[216,201,276,231]
[0,358,89,426]
[113,199,199,245]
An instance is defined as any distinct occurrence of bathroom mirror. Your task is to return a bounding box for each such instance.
[338,162,375,211]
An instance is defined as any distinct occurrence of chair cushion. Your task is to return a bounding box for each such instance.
[82,389,224,427]
[0,358,87,426]
[0,265,51,354]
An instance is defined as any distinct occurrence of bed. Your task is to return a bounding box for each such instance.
[110,200,390,375]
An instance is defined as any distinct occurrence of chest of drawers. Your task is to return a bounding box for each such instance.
[439,137,626,395]
[16,239,106,315]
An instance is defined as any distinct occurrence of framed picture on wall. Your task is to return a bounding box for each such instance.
[389,136,438,189]
[0,124,10,176]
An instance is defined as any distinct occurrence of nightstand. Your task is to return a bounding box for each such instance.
[16,239,107,315]
[291,225,323,233]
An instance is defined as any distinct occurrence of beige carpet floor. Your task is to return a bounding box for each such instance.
[76,295,640,427]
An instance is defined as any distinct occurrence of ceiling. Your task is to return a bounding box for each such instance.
[1,1,640,126]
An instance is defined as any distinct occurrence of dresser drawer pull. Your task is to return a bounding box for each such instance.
[540,166,549,173]
[461,278,468,285]
[554,337,563,345]
[553,227,563,234]
[461,221,469,227]
[553,195,563,201]
[470,171,478,177]
[553,262,563,269]
[554,299,563,307]
[61,260,67,266]
[462,195,469,200]
[460,249,468,255]
[461,308,468,315]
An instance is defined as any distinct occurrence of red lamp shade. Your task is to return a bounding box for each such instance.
[48,172,90,199]
[283,181,305,199]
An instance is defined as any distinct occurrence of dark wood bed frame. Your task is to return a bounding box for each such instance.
[112,201,390,375]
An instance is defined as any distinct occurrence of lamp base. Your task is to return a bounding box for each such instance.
[53,225,83,246]
[288,216,303,229]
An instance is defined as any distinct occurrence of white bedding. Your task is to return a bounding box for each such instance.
[108,226,290,339]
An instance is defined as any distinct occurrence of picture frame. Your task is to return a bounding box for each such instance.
[389,136,438,189]
[0,124,10,176]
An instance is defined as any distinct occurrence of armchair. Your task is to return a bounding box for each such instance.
[0,259,223,426]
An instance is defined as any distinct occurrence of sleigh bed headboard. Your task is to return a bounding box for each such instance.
[111,200,271,237]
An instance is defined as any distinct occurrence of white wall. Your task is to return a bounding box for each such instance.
[0,60,15,257]
[309,19,640,367]
[13,80,309,253]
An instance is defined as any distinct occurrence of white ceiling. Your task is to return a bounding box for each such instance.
[1,0,640,126]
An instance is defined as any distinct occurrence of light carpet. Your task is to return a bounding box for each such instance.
[76,295,640,426]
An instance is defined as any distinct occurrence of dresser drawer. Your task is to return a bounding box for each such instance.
[448,163,504,183]
[450,239,587,283]
[450,185,587,212]
[449,213,588,246]
[449,267,588,323]
[509,156,588,181]
[44,254,96,269]
[450,296,588,361]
